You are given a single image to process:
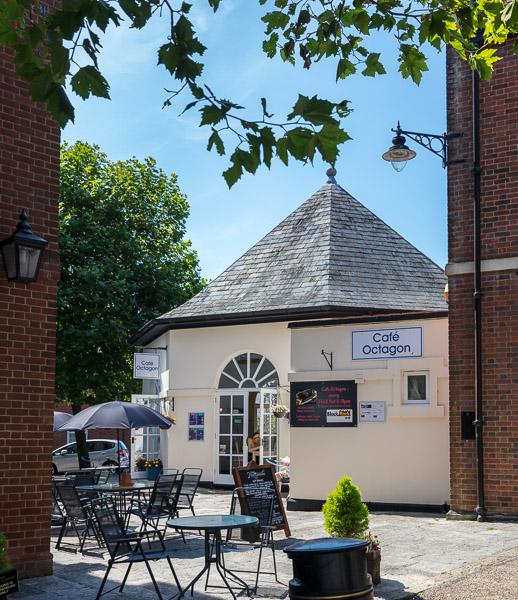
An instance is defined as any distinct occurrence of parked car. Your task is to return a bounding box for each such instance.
[52,439,129,474]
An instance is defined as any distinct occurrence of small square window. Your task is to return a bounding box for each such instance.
[404,371,429,404]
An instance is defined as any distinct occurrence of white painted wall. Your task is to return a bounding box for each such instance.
[289,317,449,505]
[141,316,448,505]
[159,322,292,479]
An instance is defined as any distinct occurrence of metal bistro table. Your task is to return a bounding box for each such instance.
[166,514,259,599]
[76,479,156,518]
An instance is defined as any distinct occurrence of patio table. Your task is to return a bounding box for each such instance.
[76,479,156,518]
[166,514,258,599]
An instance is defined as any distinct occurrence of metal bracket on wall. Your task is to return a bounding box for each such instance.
[134,346,168,351]
[321,350,333,370]
[164,397,174,412]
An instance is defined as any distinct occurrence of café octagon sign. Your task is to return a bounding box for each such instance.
[133,353,160,379]
[351,326,423,360]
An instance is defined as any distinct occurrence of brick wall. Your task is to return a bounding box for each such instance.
[447,42,518,515]
[0,9,60,576]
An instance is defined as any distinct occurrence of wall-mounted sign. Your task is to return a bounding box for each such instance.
[188,412,205,441]
[359,401,386,422]
[352,326,423,360]
[133,353,160,379]
[290,381,357,428]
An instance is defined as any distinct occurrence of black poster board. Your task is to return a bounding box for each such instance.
[290,380,357,428]
[0,568,18,597]
[232,464,291,537]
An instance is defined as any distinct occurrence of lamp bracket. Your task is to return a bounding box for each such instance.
[321,349,333,370]
[393,125,465,168]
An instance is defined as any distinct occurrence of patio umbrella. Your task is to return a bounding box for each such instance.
[53,411,72,432]
[58,400,172,476]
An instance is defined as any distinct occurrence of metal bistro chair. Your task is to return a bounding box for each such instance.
[127,473,184,539]
[224,486,280,593]
[175,467,203,517]
[54,481,102,552]
[65,470,101,503]
[51,483,65,525]
[89,497,182,600]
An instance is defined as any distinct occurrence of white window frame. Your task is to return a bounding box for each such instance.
[403,371,430,405]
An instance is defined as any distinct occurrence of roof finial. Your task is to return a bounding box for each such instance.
[326,166,337,184]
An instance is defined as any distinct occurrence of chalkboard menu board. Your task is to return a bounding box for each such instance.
[232,464,291,537]
[290,380,357,428]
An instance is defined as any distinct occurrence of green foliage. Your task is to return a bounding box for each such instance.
[0,531,11,572]
[322,475,369,539]
[2,1,518,183]
[56,141,205,410]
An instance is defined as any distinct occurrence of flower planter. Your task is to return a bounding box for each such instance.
[273,412,287,418]
[146,467,162,481]
[366,549,381,586]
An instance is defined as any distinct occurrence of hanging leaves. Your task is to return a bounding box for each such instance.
[2,0,518,186]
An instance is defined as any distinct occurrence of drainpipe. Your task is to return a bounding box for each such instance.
[472,68,485,522]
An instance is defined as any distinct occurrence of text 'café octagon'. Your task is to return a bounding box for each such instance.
[130,171,449,510]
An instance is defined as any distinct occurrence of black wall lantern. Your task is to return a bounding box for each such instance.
[382,121,464,170]
[0,210,48,283]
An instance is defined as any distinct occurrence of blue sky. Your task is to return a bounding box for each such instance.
[63,2,447,282]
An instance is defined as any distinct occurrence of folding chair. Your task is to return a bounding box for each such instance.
[89,497,182,600]
[224,486,280,593]
[54,481,101,552]
[127,473,183,537]
[175,467,203,517]
[51,484,64,525]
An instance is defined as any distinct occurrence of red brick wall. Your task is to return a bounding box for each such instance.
[447,43,518,515]
[0,11,61,576]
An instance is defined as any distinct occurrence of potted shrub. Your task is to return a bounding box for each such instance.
[322,475,381,586]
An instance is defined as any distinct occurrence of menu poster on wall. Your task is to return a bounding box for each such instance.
[188,412,204,441]
[290,381,357,428]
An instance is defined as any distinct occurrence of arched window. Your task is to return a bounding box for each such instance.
[218,352,279,389]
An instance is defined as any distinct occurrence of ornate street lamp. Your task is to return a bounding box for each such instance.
[383,96,486,521]
[0,210,48,282]
[382,121,464,170]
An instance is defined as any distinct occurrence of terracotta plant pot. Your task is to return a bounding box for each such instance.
[119,472,133,487]
[366,549,381,585]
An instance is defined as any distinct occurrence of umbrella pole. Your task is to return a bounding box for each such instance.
[117,429,121,482]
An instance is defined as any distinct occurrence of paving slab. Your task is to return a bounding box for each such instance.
[11,488,518,600]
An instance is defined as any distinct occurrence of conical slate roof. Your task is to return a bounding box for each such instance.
[131,173,447,345]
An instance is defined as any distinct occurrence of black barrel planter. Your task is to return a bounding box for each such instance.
[284,538,374,600]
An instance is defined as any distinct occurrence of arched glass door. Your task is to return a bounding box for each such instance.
[215,352,279,484]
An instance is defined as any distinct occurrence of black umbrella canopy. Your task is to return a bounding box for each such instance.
[53,411,72,432]
[57,401,172,478]
[57,400,172,431]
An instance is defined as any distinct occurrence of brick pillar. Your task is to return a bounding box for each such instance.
[447,43,518,516]
[0,10,60,576]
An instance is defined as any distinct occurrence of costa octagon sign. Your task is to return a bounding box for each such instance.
[351,326,423,360]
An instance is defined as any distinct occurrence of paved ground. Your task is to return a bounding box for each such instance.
[11,488,518,600]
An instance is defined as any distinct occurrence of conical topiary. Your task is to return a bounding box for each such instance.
[322,475,369,538]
